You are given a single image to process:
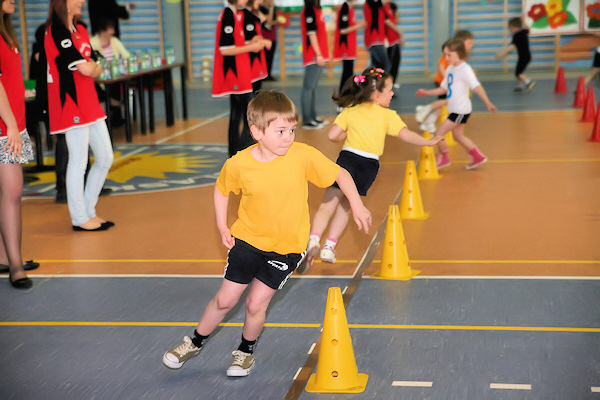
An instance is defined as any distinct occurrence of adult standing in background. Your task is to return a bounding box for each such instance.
[260,0,277,81]
[88,0,136,37]
[45,0,115,231]
[0,0,35,288]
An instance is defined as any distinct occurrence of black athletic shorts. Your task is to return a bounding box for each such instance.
[332,150,380,196]
[448,113,470,124]
[224,239,302,290]
[515,56,531,77]
[593,52,600,68]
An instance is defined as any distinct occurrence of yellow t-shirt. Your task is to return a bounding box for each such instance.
[216,142,341,254]
[333,103,407,157]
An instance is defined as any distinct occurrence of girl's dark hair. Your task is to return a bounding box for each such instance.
[46,0,80,27]
[0,5,20,51]
[332,67,392,108]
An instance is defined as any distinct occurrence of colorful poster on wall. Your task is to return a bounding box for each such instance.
[583,0,600,31]
[524,0,581,35]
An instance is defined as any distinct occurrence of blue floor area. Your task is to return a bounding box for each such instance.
[2,277,599,399]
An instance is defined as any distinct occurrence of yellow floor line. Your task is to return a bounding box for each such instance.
[1,321,598,333]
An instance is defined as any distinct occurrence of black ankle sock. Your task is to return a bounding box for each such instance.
[237,335,257,354]
[191,330,208,348]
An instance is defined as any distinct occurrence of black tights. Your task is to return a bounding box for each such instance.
[0,164,25,279]
[229,93,254,157]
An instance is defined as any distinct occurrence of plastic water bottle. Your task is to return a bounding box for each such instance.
[166,45,176,65]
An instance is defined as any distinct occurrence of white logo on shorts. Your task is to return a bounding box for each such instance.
[268,260,288,271]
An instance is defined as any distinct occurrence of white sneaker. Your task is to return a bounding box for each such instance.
[415,105,430,123]
[227,350,255,377]
[314,118,329,128]
[163,336,202,369]
[320,244,336,263]
[336,106,344,113]
[297,237,320,274]
[419,121,436,133]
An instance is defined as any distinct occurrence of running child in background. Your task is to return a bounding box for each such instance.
[383,0,403,89]
[298,68,442,273]
[333,0,365,100]
[416,30,474,132]
[162,91,371,377]
[495,17,535,92]
[416,39,496,170]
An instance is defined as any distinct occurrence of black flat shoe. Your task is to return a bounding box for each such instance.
[72,224,110,232]
[9,274,33,289]
[101,221,115,228]
[0,260,39,274]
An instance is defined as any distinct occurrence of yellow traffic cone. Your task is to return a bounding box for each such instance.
[439,105,457,145]
[400,160,429,219]
[305,287,368,393]
[371,205,420,280]
[417,131,440,180]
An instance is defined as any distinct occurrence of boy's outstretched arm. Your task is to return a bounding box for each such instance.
[214,185,235,249]
[473,85,497,113]
[335,168,372,234]
[495,43,514,59]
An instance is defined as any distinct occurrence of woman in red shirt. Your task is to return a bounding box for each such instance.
[45,0,114,231]
[0,0,35,288]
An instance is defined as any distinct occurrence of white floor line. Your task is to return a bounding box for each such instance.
[592,387,600,393]
[292,367,302,381]
[392,381,433,388]
[25,274,356,279]
[490,383,532,390]
[156,111,229,144]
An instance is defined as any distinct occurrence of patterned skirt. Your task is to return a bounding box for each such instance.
[0,130,34,164]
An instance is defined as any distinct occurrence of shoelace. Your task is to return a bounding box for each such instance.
[232,350,248,365]
[174,337,196,356]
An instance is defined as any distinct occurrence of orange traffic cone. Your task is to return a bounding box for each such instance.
[371,205,420,280]
[400,160,429,219]
[554,66,567,93]
[591,101,600,142]
[582,87,597,122]
[305,287,368,393]
[573,77,586,108]
[417,131,441,180]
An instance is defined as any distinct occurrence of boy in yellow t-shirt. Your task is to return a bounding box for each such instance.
[162,90,372,377]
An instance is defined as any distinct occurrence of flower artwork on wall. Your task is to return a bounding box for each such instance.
[524,0,581,35]
[584,0,600,31]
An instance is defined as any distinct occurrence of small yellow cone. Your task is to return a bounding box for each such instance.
[305,287,368,393]
[417,131,440,180]
[371,205,420,280]
[400,160,429,219]
[439,106,457,145]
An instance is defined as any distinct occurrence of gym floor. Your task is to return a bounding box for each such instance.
[2,71,599,399]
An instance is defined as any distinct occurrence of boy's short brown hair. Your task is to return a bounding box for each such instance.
[508,17,523,29]
[247,90,299,132]
[453,29,474,41]
[445,38,467,60]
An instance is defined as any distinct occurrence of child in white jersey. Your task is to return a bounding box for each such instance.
[416,38,496,170]
[298,67,442,273]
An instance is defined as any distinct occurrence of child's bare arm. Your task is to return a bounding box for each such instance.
[328,124,347,142]
[213,185,234,249]
[398,127,444,145]
[495,44,514,59]
[473,85,497,113]
[335,168,372,234]
[416,87,446,97]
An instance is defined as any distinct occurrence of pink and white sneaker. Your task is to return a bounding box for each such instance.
[320,244,337,263]
[466,147,487,170]
[437,152,451,169]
